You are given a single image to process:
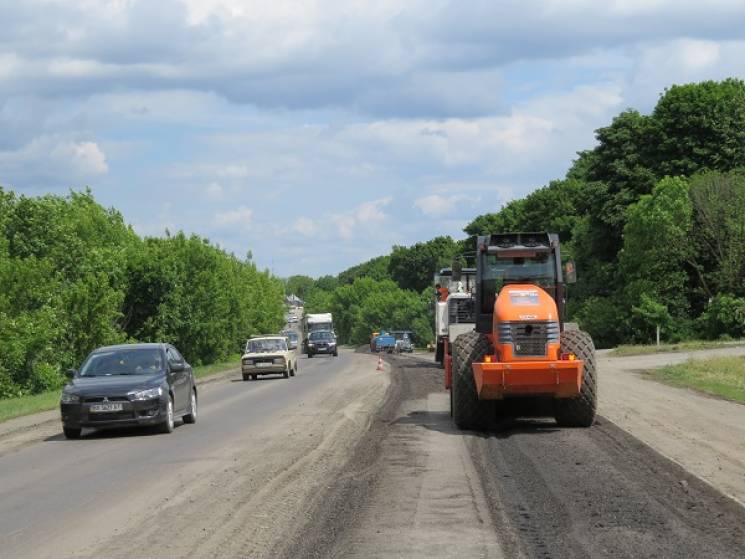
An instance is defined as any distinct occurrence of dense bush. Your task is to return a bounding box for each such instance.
[0,189,284,397]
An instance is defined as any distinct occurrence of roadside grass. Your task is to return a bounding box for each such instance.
[648,356,745,404]
[193,354,241,379]
[0,391,61,424]
[609,339,745,357]
[0,354,242,424]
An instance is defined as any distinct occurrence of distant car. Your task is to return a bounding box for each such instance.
[283,330,299,350]
[395,337,413,353]
[307,330,338,357]
[242,336,296,380]
[59,343,197,439]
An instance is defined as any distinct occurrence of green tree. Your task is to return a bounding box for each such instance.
[285,275,316,299]
[619,176,693,332]
[337,255,391,284]
[688,170,745,300]
[388,236,458,292]
[652,79,745,176]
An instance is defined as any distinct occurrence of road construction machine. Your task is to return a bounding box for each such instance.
[449,232,596,430]
[434,264,477,367]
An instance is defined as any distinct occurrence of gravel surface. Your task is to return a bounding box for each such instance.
[291,351,745,559]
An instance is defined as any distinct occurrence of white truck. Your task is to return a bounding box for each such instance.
[302,313,334,354]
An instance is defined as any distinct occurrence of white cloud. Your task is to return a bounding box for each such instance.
[330,197,391,240]
[415,194,479,217]
[0,135,108,187]
[51,140,108,176]
[293,217,318,236]
[213,206,253,229]
[205,181,223,199]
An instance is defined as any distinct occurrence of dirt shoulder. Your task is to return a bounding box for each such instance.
[599,346,745,505]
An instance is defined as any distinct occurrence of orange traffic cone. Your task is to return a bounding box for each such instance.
[376,355,384,371]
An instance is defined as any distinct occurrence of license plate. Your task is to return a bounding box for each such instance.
[90,403,123,413]
[256,362,273,367]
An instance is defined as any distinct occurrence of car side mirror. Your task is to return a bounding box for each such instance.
[170,362,185,372]
[563,260,577,284]
[65,369,77,379]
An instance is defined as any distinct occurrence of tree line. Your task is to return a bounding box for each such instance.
[289,79,745,348]
[0,189,285,398]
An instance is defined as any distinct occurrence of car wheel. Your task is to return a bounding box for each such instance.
[183,390,197,424]
[308,353,313,358]
[63,426,81,439]
[283,368,290,379]
[159,396,175,434]
[290,366,296,377]
[251,374,258,380]
[242,373,250,381]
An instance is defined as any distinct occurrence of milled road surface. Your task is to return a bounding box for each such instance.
[289,352,745,559]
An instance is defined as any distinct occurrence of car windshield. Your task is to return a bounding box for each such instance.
[247,338,287,353]
[79,348,164,376]
[310,331,334,341]
[286,332,298,341]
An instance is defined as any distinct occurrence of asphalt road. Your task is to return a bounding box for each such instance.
[288,353,745,559]
[0,347,387,559]
[2,345,745,559]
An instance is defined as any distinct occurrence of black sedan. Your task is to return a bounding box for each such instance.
[60,343,197,439]
[306,330,338,357]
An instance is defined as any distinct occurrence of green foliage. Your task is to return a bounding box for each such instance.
[630,295,673,342]
[337,255,391,284]
[389,236,458,292]
[688,170,745,299]
[697,295,745,339]
[304,276,433,346]
[620,176,693,340]
[652,79,745,176]
[464,179,584,247]
[285,275,316,299]
[0,188,284,397]
[574,295,627,349]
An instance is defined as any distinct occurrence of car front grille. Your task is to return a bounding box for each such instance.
[497,321,559,357]
[83,396,129,403]
[87,411,135,422]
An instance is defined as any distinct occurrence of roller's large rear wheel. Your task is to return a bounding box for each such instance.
[452,331,495,430]
[553,329,597,427]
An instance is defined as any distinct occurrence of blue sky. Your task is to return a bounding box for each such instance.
[2,1,745,277]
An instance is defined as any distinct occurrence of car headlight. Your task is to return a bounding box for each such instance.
[273,357,285,365]
[129,387,163,401]
[60,392,80,404]
[243,359,254,366]
[328,341,337,346]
